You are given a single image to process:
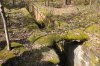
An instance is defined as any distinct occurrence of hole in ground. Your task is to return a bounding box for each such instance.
[52,40,85,66]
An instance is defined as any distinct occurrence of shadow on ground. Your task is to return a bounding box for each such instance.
[0,39,29,51]
[0,41,6,51]
[1,46,56,66]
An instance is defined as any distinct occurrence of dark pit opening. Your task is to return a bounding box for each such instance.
[52,40,85,66]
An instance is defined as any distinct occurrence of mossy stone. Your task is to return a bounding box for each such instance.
[63,29,89,41]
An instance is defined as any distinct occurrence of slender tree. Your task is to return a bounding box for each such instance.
[12,0,15,6]
[89,0,92,8]
[63,0,71,6]
[44,0,50,6]
[0,0,11,50]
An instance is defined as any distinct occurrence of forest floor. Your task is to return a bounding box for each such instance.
[0,7,60,66]
[0,4,100,66]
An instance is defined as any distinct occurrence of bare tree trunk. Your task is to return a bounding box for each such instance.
[12,0,15,6]
[44,0,46,6]
[89,0,92,8]
[0,1,11,51]
[95,0,99,8]
[44,0,50,6]
[63,0,71,6]
[63,0,67,6]
[68,0,71,5]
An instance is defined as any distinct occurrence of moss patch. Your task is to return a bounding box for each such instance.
[11,42,26,53]
[27,30,46,43]
[26,24,39,31]
[85,24,100,34]
[83,42,91,47]
[42,49,60,65]
[0,49,15,61]
[21,8,31,17]
[49,57,60,64]
[34,34,62,46]
[63,29,89,41]
[0,42,26,65]
[90,55,99,66]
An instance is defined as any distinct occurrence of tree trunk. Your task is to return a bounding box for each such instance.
[44,0,50,6]
[63,0,71,6]
[48,0,50,6]
[63,0,67,6]
[12,0,15,6]
[68,0,71,5]
[89,0,92,8]
[95,0,99,8]
[0,1,11,51]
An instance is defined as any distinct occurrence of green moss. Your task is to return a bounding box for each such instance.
[21,8,31,17]
[63,29,89,40]
[26,24,39,31]
[27,31,45,43]
[0,42,26,65]
[91,55,98,66]
[57,21,68,28]
[34,34,62,46]
[11,42,26,52]
[83,42,91,47]
[85,24,100,33]
[0,29,4,32]
[49,57,60,64]
[56,43,64,52]
[0,49,15,61]
[28,31,62,46]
